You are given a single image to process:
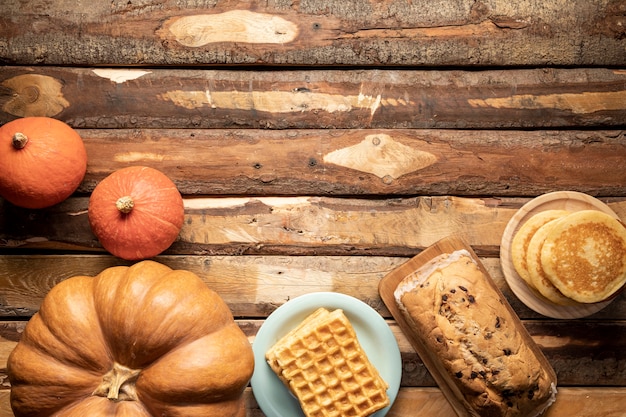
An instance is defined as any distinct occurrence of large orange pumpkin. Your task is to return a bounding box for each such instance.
[0,117,87,209]
[7,260,254,417]
[88,166,185,260]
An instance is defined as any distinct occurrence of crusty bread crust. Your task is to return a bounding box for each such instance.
[395,250,556,417]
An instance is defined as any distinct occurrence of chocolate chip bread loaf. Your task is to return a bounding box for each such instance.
[394,249,557,417]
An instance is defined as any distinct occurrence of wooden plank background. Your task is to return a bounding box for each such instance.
[1,0,625,67]
[2,67,626,129]
[1,0,625,416]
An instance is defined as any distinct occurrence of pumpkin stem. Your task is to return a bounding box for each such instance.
[116,196,135,214]
[12,132,28,149]
[92,362,140,402]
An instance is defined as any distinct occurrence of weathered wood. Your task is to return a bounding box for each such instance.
[1,0,625,67]
[2,196,625,257]
[0,254,624,320]
[0,387,623,417]
[387,387,626,417]
[2,67,626,129]
[1,0,625,413]
[45,128,626,197]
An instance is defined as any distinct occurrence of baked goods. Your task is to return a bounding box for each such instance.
[526,218,578,306]
[540,210,626,303]
[511,209,570,288]
[394,249,557,417]
[265,307,390,417]
[512,209,626,304]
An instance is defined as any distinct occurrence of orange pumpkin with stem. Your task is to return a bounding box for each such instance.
[0,117,87,209]
[7,260,254,417]
[88,166,184,260]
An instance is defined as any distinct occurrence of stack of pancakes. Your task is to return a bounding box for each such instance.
[265,307,389,417]
[511,209,626,305]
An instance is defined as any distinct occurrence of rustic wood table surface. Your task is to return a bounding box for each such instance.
[1,1,625,416]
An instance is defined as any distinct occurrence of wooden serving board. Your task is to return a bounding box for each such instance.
[378,235,558,417]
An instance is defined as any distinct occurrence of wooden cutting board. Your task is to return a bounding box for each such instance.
[378,235,557,417]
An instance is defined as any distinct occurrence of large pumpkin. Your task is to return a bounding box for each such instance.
[7,260,254,417]
[88,166,185,260]
[0,117,87,209]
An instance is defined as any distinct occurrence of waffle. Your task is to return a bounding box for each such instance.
[266,307,389,417]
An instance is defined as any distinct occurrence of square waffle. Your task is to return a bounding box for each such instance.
[266,307,389,417]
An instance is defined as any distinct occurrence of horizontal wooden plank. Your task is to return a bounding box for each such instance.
[1,255,625,321]
[2,67,626,129]
[2,196,625,257]
[58,128,626,197]
[387,387,626,417]
[1,318,625,387]
[0,387,624,417]
[1,0,625,67]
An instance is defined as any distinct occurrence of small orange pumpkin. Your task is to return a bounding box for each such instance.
[7,260,254,417]
[88,166,184,260]
[0,117,87,209]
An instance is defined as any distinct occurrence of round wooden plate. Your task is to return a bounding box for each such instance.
[500,191,620,319]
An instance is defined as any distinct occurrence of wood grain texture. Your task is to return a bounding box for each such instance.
[2,196,625,257]
[388,387,626,417]
[1,1,625,416]
[46,128,626,197]
[0,255,624,321]
[1,0,625,67]
[2,67,626,129]
[0,387,623,417]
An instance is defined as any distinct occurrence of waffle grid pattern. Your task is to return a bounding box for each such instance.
[269,309,389,417]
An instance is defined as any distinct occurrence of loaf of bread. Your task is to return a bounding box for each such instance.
[394,249,557,417]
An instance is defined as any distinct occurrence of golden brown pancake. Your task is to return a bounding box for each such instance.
[541,210,626,303]
[511,210,570,289]
[526,219,578,305]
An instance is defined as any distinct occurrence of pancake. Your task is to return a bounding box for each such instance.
[526,219,578,306]
[540,210,626,304]
[511,210,570,289]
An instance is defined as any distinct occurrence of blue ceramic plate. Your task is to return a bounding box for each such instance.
[251,292,402,417]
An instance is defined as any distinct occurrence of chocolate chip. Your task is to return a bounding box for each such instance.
[442,294,448,301]
[470,371,478,379]
[455,371,463,378]
[450,288,456,293]
[468,295,475,303]
[459,285,468,292]
[503,348,512,356]
[495,317,501,328]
